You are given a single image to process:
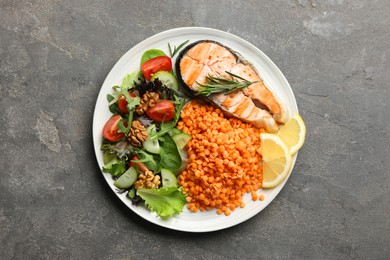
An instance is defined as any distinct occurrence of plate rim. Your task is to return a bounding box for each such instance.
[92,27,298,232]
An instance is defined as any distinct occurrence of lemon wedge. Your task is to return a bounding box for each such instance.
[260,133,292,188]
[278,113,306,155]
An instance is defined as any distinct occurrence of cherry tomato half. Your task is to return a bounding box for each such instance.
[141,56,172,80]
[146,100,175,123]
[118,92,136,113]
[102,114,125,142]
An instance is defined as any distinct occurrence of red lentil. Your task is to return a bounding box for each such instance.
[178,100,263,215]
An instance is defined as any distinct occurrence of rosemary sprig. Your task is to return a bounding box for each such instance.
[168,40,189,58]
[195,71,261,96]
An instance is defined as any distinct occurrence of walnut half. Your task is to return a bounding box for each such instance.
[128,120,148,147]
[136,92,159,115]
[134,170,161,190]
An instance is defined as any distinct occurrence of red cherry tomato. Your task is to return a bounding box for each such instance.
[102,114,125,142]
[129,155,149,173]
[141,56,172,80]
[118,92,136,113]
[146,100,175,123]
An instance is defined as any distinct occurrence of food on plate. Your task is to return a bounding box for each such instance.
[259,133,292,188]
[100,50,189,218]
[176,40,288,132]
[146,100,175,122]
[141,56,172,80]
[277,113,306,155]
[258,114,306,188]
[103,114,126,142]
[99,39,305,218]
[177,100,263,216]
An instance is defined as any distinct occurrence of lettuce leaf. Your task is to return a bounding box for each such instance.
[101,140,133,159]
[102,155,127,176]
[121,71,143,90]
[137,187,186,218]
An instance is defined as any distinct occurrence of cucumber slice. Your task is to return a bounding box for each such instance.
[161,168,178,187]
[142,124,161,154]
[172,133,192,150]
[103,152,116,165]
[168,128,182,136]
[151,71,179,91]
[143,138,160,154]
[178,149,189,173]
[114,166,138,189]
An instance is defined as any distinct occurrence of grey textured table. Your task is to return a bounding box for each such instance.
[1,0,389,259]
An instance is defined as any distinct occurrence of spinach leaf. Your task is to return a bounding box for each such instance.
[107,94,120,114]
[140,49,167,65]
[159,134,182,175]
[106,93,116,103]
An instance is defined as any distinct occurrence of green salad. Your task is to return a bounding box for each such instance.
[101,43,191,218]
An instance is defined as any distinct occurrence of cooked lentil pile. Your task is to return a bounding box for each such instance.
[177,100,264,216]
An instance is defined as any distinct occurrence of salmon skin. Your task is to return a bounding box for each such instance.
[176,40,288,132]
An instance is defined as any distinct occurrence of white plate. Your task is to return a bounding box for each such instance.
[92,27,298,232]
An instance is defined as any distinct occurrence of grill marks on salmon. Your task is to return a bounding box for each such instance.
[177,41,287,132]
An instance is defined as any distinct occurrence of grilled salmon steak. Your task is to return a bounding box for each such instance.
[176,40,288,132]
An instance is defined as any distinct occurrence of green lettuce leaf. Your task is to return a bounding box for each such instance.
[121,71,143,90]
[102,155,127,176]
[137,187,186,218]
